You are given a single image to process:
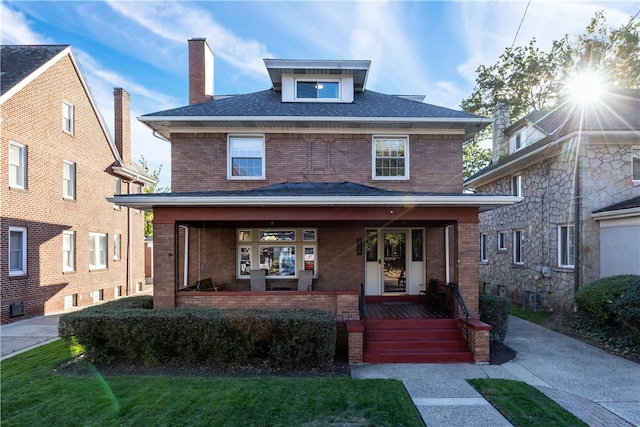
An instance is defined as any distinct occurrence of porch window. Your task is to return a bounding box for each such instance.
[558,224,575,268]
[237,228,317,279]
[372,136,409,180]
[365,230,378,262]
[228,135,265,180]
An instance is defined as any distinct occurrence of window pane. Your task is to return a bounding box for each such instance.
[63,162,74,198]
[297,82,317,98]
[366,230,378,262]
[9,230,23,271]
[304,247,315,271]
[317,82,339,98]
[633,150,640,181]
[259,246,296,276]
[230,138,263,177]
[374,138,407,178]
[260,230,295,241]
[303,230,316,241]
[9,143,24,188]
[239,247,251,276]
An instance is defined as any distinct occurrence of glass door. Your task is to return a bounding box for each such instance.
[383,232,407,293]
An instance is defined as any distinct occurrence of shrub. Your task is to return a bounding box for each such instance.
[614,277,640,337]
[479,294,512,343]
[574,275,638,326]
[59,306,336,370]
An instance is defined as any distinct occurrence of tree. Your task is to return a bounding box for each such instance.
[463,139,492,180]
[137,155,170,237]
[461,11,639,175]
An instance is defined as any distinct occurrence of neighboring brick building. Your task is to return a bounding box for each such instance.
[113,38,518,363]
[1,45,153,323]
[466,91,640,311]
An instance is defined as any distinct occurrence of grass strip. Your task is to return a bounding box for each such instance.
[511,304,553,325]
[468,379,587,427]
[1,340,423,427]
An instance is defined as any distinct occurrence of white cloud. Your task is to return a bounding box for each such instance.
[0,3,53,44]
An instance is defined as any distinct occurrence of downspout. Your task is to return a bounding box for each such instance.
[128,203,133,295]
[182,225,189,287]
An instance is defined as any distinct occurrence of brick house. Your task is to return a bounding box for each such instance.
[465,90,640,311]
[1,45,153,324]
[112,38,519,363]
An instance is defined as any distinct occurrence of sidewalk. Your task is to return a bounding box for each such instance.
[351,315,640,427]
[1,313,61,361]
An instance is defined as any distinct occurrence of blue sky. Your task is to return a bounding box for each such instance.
[2,1,638,188]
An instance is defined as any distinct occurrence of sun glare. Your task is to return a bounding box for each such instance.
[566,72,606,103]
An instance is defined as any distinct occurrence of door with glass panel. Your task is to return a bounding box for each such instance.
[382,232,407,293]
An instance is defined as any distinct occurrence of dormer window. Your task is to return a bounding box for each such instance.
[296,81,340,100]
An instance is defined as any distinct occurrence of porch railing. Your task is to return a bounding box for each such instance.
[451,282,470,350]
[359,283,368,351]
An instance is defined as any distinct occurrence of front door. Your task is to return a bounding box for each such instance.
[383,231,407,293]
[365,229,422,295]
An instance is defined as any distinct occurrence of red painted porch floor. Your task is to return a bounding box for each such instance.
[366,300,449,319]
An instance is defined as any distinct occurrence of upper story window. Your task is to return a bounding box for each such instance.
[114,234,121,260]
[296,80,340,100]
[512,175,522,197]
[62,101,74,134]
[372,136,409,180]
[9,226,27,276]
[63,160,76,199]
[228,135,265,180]
[9,141,26,190]
[633,148,640,182]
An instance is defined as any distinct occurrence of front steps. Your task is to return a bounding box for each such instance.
[363,318,473,363]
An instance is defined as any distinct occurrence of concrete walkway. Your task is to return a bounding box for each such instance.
[351,316,640,427]
[2,312,638,426]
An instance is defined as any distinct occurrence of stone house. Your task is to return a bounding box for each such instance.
[1,45,153,324]
[465,90,640,311]
[112,38,519,363]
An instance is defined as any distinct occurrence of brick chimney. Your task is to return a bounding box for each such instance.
[114,88,131,164]
[492,102,510,163]
[188,38,214,105]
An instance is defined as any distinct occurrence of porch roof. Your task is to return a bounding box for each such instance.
[109,181,521,212]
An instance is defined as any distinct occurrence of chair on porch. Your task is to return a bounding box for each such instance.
[297,270,313,291]
[425,279,445,309]
[250,270,266,291]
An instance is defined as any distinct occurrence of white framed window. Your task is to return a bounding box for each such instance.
[89,232,107,269]
[237,228,317,279]
[9,141,26,190]
[295,80,340,100]
[497,231,508,251]
[513,230,524,265]
[228,135,265,180]
[62,101,74,134]
[558,224,575,268]
[633,148,640,182]
[372,136,409,180]
[62,231,75,272]
[512,175,522,197]
[62,160,76,199]
[9,226,27,276]
[113,234,121,260]
[480,233,488,262]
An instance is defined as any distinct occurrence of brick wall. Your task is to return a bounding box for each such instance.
[0,53,146,323]
[170,133,464,193]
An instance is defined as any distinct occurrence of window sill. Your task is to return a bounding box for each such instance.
[9,272,28,278]
[497,249,507,253]
[511,263,525,268]
[89,267,108,271]
[63,197,76,202]
[480,261,489,265]
[63,270,76,275]
[9,186,27,192]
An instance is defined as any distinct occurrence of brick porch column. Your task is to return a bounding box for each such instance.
[457,221,480,318]
[153,223,176,308]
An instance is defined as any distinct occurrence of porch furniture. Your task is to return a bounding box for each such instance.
[297,270,313,291]
[425,279,449,311]
[250,270,266,291]
[195,278,216,291]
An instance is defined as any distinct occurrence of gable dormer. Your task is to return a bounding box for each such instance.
[263,59,370,103]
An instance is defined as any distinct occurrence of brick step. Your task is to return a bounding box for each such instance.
[366,318,458,330]
[367,339,467,351]
[367,328,463,340]
[363,349,473,364]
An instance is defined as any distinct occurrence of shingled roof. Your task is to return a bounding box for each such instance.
[1,45,68,96]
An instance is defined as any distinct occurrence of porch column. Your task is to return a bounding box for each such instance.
[153,223,176,308]
[457,222,480,318]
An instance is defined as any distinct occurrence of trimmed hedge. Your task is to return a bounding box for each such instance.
[574,275,639,326]
[615,277,640,337]
[479,294,512,343]
[59,301,336,370]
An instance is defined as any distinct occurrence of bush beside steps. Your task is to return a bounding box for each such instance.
[59,296,336,370]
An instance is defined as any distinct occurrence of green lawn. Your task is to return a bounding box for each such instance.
[469,379,587,427]
[1,340,423,427]
[511,304,554,325]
